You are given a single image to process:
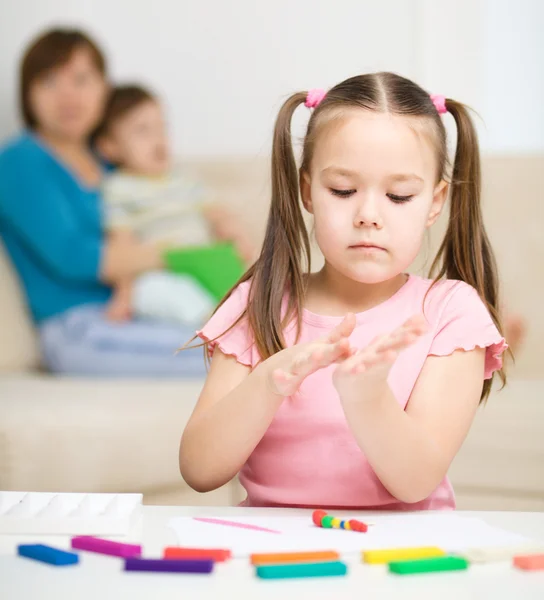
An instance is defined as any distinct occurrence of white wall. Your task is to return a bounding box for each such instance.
[481,0,544,152]
[0,0,541,155]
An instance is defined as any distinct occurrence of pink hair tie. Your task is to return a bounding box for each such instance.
[430,94,447,115]
[305,89,327,108]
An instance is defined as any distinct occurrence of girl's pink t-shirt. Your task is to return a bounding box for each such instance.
[197,275,506,510]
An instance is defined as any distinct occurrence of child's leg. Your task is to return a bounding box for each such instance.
[132,271,216,326]
[106,278,133,321]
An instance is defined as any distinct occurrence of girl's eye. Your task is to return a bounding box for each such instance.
[387,193,414,204]
[330,188,356,198]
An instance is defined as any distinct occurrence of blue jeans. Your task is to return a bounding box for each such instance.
[38,304,207,378]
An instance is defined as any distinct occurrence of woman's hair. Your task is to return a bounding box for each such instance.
[20,28,107,128]
[94,85,155,138]
[203,72,505,401]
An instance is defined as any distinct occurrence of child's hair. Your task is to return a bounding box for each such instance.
[95,84,155,139]
[203,72,505,401]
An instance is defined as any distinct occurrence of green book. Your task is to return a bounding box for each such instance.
[388,555,468,575]
[164,242,245,302]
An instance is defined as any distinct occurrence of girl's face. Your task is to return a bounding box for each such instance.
[29,47,108,142]
[302,110,447,285]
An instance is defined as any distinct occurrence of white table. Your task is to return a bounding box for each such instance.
[1,506,543,599]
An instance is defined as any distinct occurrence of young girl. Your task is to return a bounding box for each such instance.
[179,73,507,510]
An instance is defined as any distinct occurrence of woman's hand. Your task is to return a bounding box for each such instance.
[332,315,428,403]
[267,313,357,397]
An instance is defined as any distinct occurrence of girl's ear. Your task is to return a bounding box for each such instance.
[426,180,448,227]
[300,170,313,214]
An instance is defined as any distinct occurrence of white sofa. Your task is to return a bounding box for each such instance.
[0,157,542,509]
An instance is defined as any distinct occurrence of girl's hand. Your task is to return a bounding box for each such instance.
[268,313,357,397]
[332,316,428,403]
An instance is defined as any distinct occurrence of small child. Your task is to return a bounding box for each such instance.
[179,74,508,510]
[96,85,254,325]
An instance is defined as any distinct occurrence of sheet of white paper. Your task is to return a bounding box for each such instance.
[168,513,532,557]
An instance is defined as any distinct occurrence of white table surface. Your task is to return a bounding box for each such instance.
[1,506,543,599]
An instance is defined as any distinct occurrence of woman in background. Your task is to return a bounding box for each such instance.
[0,29,208,377]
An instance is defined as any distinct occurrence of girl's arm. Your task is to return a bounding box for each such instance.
[179,349,282,493]
[179,315,356,493]
[334,321,484,504]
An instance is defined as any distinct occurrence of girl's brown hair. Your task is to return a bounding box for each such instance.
[20,29,107,128]
[203,72,505,401]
